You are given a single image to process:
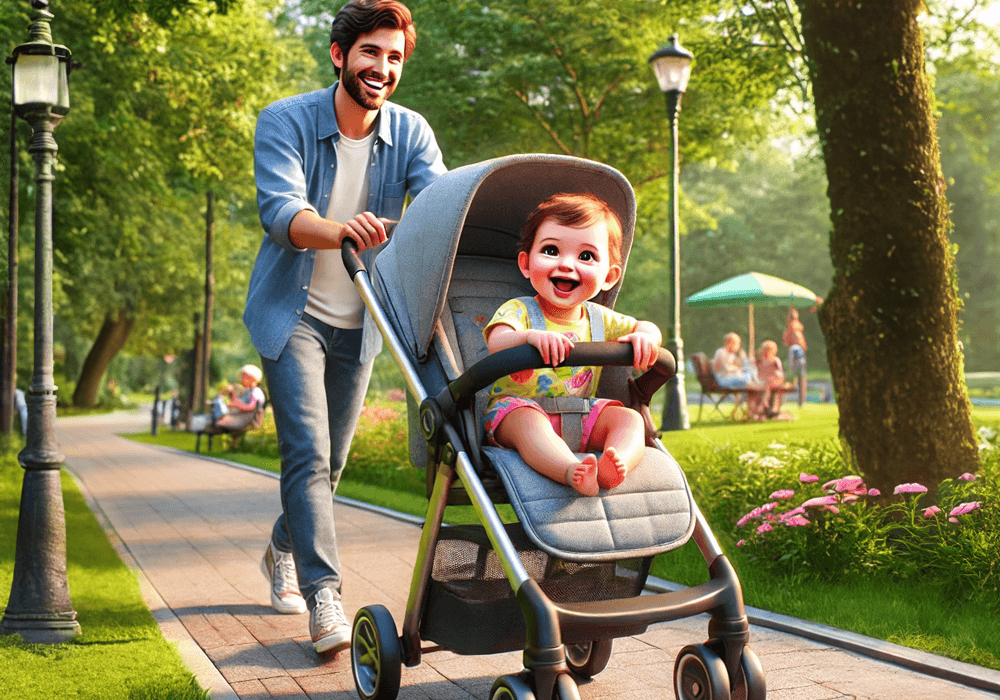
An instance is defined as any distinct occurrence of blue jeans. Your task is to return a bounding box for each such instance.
[262,313,374,604]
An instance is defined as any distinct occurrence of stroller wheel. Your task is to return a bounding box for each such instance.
[730,647,766,700]
[565,638,613,679]
[351,605,402,700]
[490,674,537,700]
[674,644,730,700]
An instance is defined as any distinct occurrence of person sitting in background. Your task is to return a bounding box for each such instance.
[214,364,266,430]
[711,332,764,416]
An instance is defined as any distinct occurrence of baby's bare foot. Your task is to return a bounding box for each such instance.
[566,454,599,497]
[597,446,628,490]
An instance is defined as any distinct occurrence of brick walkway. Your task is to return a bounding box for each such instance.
[57,410,997,700]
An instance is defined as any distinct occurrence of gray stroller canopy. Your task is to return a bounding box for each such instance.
[372,154,637,362]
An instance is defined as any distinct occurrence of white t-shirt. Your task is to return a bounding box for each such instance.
[304,129,376,328]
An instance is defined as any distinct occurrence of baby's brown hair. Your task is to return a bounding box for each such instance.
[519,192,623,269]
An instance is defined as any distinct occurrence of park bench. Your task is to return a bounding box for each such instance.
[192,400,268,453]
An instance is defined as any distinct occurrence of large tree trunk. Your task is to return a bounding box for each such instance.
[71,310,135,408]
[795,0,978,492]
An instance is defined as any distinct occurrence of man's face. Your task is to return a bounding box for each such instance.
[332,27,406,112]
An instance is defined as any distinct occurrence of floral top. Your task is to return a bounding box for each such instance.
[483,298,637,409]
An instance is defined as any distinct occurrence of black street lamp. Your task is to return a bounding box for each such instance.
[1,0,80,643]
[649,34,693,432]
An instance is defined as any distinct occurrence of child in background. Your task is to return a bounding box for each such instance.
[756,340,787,418]
[482,192,662,496]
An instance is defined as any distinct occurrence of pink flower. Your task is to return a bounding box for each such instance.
[785,515,811,526]
[893,483,928,495]
[770,489,795,500]
[736,502,779,527]
[958,472,976,482]
[779,506,806,521]
[922,506,941,518]
[756,523,773,534]
[949,501,981,517]
[736,539,747,547]
[868,488,881,497]
[802,495,839,508]
[799,473,819,484]
[822,505,840,514]
[823,476,866,495]
[949,517,959,524]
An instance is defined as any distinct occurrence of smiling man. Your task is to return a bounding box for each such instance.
[247,0,445,655]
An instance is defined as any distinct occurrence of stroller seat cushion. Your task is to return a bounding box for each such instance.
[482,445,696,562]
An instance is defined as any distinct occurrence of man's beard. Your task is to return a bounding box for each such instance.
[341,64,395,111]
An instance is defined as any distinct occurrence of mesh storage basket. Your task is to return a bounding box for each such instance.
[421,522,651,655]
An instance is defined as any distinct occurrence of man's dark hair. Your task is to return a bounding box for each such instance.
[330,0,416,76]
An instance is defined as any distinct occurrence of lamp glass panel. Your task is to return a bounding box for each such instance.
[652,56,692,93]
[56,59,71,112]
[13,53,60,107]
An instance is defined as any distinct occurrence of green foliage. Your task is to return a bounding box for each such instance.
[936,65,1000,370]
[7,0,317,393]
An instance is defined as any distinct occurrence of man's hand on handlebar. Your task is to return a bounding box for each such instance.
[339,212,392,251]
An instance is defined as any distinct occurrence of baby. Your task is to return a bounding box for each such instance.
[482,192,662,496]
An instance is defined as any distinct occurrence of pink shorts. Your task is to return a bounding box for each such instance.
[482,396,622,452]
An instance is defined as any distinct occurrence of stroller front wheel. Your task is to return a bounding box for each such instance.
[351,605,402,700]
[731,647,766,700]
[674,643,730,700]
[490,674,537,700]
[565,638,613,679]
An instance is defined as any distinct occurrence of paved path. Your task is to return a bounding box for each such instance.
[57,409,996,700]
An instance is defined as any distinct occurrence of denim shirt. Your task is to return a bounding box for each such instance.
[246,83,446,360]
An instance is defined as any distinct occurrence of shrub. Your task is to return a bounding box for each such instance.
[232,391,423,494]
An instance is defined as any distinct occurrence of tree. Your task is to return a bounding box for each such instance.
[793,0,978,491]
[33,0,314,406]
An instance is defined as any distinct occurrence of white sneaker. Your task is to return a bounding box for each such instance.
[310,588,351,654]
[260,542,307,615]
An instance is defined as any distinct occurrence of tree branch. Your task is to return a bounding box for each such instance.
[513,89,575,155]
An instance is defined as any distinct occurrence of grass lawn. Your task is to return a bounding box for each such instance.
[125,400,1000,673]
[0,453,208,700]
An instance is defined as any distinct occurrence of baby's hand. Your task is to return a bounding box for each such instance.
[617,332,660,372]
[527,330,574,367]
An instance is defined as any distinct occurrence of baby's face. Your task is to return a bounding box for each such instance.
[518,219,620,315]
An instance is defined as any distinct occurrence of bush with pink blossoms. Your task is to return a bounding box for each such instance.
[727,439,999,608]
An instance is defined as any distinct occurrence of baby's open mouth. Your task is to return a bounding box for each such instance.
[552,277,580,293]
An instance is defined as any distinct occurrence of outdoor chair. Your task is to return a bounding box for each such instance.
[690,352,750,422]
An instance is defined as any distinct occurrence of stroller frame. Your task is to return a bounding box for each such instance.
[342,155,764,700]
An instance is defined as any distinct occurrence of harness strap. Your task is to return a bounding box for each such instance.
[513,296,603,450]
[535,396,591,451]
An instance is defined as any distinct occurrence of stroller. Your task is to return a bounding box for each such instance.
[342,154,765,700]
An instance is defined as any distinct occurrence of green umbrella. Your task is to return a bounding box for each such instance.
[685,272,820,350]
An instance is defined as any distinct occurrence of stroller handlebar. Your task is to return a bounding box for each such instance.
[340,222,398,280]
[445,342,676,408]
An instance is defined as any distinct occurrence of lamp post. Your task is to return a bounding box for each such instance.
[649,34,693,432]
[1,0,80,643]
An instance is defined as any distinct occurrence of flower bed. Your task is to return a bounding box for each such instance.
[718,428,997,610]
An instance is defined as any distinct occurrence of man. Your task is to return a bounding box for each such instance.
[247,0,445,654]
